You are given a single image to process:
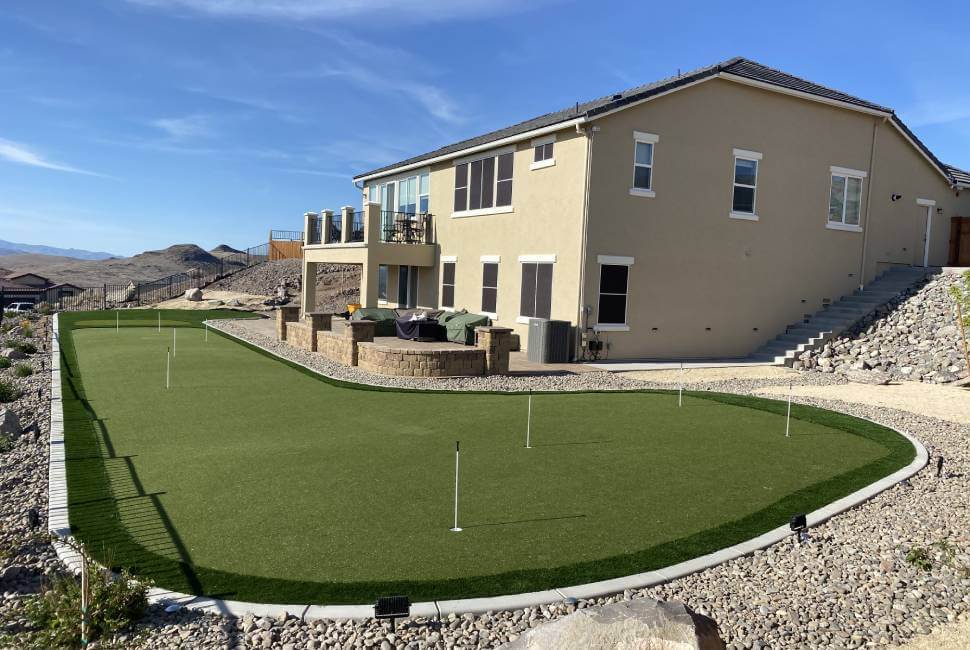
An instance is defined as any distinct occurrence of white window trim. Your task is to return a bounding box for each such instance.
[530,134,556,170]
[531,134,556,147]
[530,158,556,171]
[518,254,556,263]
[827,169,866,228]
[515,316,532,324]
[441,255,457,262]
[480,255,501,263]
[830,165,867,178]
[368,168,431,211]
[453,144,516,167]
[593,324,631,333]
[452,205,515,219]
[731,152,760,219]
[440,259,457,311]
[596,255,634,265]
[916,198,936,207]
[733,148,763,160]
[480,312,498,320]
[826,222,863,233]
[631,131,659,196]
[481,260,499,318]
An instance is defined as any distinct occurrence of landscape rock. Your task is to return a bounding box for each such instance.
[843,369,891,385]
[1,348,26,360]
[184,287,203,302]
[0,408,22,440]
[800,271,968,383]
[504,599,724,649]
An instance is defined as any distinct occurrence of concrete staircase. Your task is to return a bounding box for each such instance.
[749,266,934,366]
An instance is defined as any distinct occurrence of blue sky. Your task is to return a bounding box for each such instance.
[1,0,968,256]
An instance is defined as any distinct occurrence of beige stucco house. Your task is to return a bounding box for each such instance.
[301,57,970,361]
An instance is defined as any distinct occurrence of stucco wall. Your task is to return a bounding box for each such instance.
[582,77,966,359]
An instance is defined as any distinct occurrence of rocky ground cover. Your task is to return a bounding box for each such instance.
[0,312,966,648]
[796,271,969,384]
[205,259,360,311]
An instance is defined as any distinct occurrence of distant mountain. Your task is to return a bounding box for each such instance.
[211,244,244,255]
[0,239,120,261]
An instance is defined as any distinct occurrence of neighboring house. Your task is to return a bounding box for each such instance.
[302,57,970,360]
[0,273,82,307]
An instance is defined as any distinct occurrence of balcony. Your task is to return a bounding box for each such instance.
[302,204,436,269]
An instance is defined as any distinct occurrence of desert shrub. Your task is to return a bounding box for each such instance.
[14,364,33,378]
[0,435,12,453]
[23,565,148,648]
[0,357,10,369]
[905,546,933,571]
[3,341,37,355]
[20,324,34,338]
[0,380,20,403]
[35,302,52,316]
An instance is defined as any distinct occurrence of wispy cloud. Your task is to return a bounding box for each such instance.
[126,0,543,23]
[276,168,350,179]
[0,137,105,176]
[150,114,215,139]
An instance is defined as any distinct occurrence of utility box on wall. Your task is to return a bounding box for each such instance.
[527,319,571,363]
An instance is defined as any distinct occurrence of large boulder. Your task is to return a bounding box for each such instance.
[504,599,724,650]
[1,348,26,361]
[185,288,203,302]
[0,409,23,441]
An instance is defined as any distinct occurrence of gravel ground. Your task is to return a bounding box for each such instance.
[0,316,966,648]
[204,258,360,311]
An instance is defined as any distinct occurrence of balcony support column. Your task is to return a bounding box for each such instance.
[359,258,380,308]
[303,212,318,246]
[301,259,317,318]
[340,206,354,243]
[321,209,334,244]
[363,203,382,244]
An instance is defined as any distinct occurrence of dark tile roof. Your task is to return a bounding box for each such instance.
[946,164,970,187]
[355,57,897,180]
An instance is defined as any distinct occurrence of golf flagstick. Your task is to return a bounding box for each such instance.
[157,311,160,333]
[166,347,170,390]
[785,381,792,437]
[450,441,462,532]
[173,328,176,357]
[526,391,533,449]
[678,362,684,407]
[116,311,119,333]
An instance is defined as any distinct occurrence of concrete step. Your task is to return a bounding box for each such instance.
[785,326,833,338]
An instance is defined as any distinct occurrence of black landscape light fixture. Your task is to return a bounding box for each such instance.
[374,595,410,633]
[891,193,903,202]
[936,456,944,478]
[790,513,809,543]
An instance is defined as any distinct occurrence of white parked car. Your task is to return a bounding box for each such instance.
[5,303,35,313]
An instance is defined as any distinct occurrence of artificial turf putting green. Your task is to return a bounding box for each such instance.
[59,311,915,604]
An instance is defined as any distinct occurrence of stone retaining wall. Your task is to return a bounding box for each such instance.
[357,343,486,377]
[317,331,357,366]
[286,321,316,352]
[276,305,300,341]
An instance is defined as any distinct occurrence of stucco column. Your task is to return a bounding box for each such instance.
[340,206,354,243]
[301,259,317,318]
[276,305,300,341]
[321,209,334,244]
[363,203,382,244]
[359,258,380,308]
[303,212,318,246]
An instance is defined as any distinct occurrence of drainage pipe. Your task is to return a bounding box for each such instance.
[858,118,884,289]
[575,122,595,360]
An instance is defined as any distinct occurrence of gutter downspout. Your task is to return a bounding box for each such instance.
[576,122,594,360]
[858,118,882,290]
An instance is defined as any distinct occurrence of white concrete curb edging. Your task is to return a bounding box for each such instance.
[47,315,929,621]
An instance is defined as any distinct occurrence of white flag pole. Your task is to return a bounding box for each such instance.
[157,311,160,333]
[173,328,176,357]
[166,347,170,390]
[205,313,209,343]
[525,391,533,449]
[450,441,462,532]
[116,311,119,333]
[678,361,684,407]
[785,382,792,438]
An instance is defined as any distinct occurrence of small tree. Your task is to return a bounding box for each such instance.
[949,270,970,378]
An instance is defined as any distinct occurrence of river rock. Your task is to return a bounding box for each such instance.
[0,408,23,441]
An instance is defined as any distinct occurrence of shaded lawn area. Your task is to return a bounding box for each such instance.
[59,311,915,604]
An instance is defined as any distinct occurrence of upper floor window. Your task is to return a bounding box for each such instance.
[454,149,514,214]
[369,171,430,214]
[630,131,659,197]
[730,149,762,220]
[828,166,866,230]
[530,135,555,170]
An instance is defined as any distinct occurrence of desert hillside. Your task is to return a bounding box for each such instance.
[0,244,244,287]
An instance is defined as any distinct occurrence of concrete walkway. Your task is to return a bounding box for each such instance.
[587,358,774,371]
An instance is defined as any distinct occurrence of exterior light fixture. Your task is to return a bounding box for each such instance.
[936,456,944,478]
[891,193,902,201]
[374,595,410,633]
[790,513,809,543]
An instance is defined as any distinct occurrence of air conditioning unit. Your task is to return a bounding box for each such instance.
[527,319,571,363]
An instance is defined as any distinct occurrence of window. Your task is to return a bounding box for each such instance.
[418,172,429,213]
[441,261,456,309]
[530,136,555,170]
[519,262,553,320]
[731,149,761,219]
[598,265,629,325]
[828,167,866,229]
[378,265,388,302]
[630,131,659,197]
[481,262,498,315]
[453,150,513,214]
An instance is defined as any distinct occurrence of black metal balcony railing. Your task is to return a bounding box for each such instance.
[328,220,342,244]
[381,211,433,244]
[271,230,304,241]
[349,211,365,242]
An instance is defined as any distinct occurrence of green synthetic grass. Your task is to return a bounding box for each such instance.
[59,310,916,605]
